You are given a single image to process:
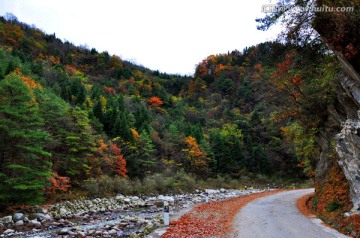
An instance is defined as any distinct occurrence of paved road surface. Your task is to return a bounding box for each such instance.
[232,189,350,238]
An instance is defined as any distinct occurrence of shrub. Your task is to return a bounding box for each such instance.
[83,178,99,196]
[326,201,341,212]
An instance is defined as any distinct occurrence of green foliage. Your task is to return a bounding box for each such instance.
[62,107,96,179]
[326,201,341,213]
[0,73,51,204]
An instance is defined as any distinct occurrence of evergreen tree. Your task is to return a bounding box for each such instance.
[0,74,51,204]
[113,111,132,141]
[62,107,96,180]
[5,60,16,75]
[0,66,4,80]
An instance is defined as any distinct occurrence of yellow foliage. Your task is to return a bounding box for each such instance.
[99,95,107,112]
[14,68,43,90]
[130,128,140,141]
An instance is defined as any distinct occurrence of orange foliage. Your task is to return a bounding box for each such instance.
[38,53,45,59]
[182,136,210,174]
[196,60,208,78]
[103,85,116,95]
[110,143,127,177]
[309,160,359,236]
[214,64,224,77]
[45,172,71,195]
[130,128,140,141]
[49,55,61,65]
[14,68,43,90]
[65,64,78,75]
[4,24,24,47]
[147,96,163,108]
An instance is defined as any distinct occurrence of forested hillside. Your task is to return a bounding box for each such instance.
[0,12,338,207]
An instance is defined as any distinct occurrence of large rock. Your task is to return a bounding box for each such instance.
[0,216,12,224]
[335,118,360,212]
[315,55,360,213]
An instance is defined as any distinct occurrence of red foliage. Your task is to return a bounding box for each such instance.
[309,160,360,236]
[162,190,280,237]
[147,96,163,108]
[110,143,127,177]
[103,85,116,95]
[45,172,71,195]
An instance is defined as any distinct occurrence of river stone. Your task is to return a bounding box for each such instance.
[77,231,86,237]
[29,213,46,221]
[37,208,48,214]
[59,208,67,216]
[59,228,68,235]
[3,229,15,234]
[115,194,124,200]
[43,214,52,221]
[12,213,24,222]
[123,198,131,204]
[0,215,12,224]
[14,220,24,226]
[29,219,41,227]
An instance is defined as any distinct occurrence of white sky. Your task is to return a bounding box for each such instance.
[0,0,280,75]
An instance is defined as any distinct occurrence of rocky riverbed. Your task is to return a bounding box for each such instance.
[0,188,265,237]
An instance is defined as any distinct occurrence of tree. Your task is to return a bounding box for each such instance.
[147,96,163,108]
[61,107,97,180]
[0,73,51,204]
[110,142,127,177]
[182,136,210,177]
[113,111,133,141]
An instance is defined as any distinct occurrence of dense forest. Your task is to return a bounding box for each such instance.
[0,2,348,210]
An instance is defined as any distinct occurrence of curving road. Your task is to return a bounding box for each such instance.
[231,189,350,238]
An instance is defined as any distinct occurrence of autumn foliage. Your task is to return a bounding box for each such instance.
[147,96,163,107]
[44,172,71,195]
[110,143,127,177]
[308,159,360,236]
[182,136,210,175]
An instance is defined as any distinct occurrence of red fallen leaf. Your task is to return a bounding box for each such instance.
[161,190,280,237]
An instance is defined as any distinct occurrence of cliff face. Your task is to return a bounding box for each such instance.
[333,53,360,212]
[315,52,360,214]
[313,0,360,214]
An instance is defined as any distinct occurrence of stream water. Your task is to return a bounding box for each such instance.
[19,208,162,238]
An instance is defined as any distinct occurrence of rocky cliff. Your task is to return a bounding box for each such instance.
[315,51,360,214]
[333,53,360,212]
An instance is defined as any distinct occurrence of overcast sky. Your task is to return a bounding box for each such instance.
[0,0,281,75]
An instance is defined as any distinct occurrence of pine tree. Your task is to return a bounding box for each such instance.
[62,107,96,180]
[112,111,132,141]
[0,74,51,204]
